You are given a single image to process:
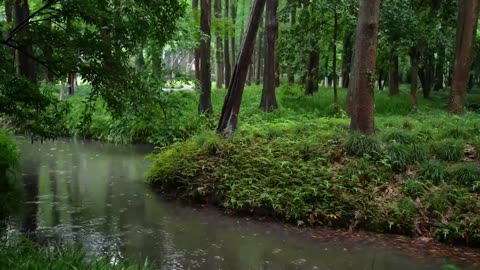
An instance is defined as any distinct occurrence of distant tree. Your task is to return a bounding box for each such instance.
[260,0,278,111]
[199,0,213,114]
[224,0,232,87]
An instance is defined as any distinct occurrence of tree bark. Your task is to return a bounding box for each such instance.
[199,0,213,114]
[13,0,36,83]
[388,51,399,96]
[68,73,76,95]
[410,47,419,111]
[224,0,232,87]
[305,48,320,95]
[434,48,445,91]
[230,0,237,62]
[193,0,201,82]
[217,0,265,135]
[348,0,380,134]
[4,0,14,60]
[287,8,296,84]
[419,51,434,98]
[260,0,278,111]
[449,0,480,114]
[215,0,224,88]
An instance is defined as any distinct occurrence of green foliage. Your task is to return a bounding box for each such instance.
[401,179,426,198]
[0,239,149,270]
[345,133,382,158]
[385,144,410,172]
[420,161,447,184]
[451,163,480,188]
[430,139,464,162]
[0,130,19,180]
[383,129,417,144]
[443,127,471,140]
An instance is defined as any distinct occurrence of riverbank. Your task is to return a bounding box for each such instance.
[147,89,480,246]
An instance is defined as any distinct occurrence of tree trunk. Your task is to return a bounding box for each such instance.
[217,0,265,135]
[4,0,14,60]
[255,21,263,85]
[215,0,223,88]
[340,30,353,88]
[13,0,36,83]
[260,0,278,111]
[388,51,399,96]
[410,47,419,111]
[287,8,296,84]
[224,0,232,87]
[305,49,320,95]
[419,51,434,98]
[333,8,339,110]
[230,0,237,62]
[434,48,445,91]
[68,73,75,95]
[449,0,480,114]
[348,0,380,134]
[199,0,213,114]
[378,69,385,90]
[193,0,201,82]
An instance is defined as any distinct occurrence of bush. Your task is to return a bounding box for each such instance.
[385,144,410,172]
[420,161,447,184]
[345,133,382,158]
[450,163,480,188]
[0,130,19,180]
[383,129,416,144]
[430,139,464,162]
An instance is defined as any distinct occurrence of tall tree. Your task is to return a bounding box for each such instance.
[255,20,263,85]
[332,4,339,110]
[260,0,278,111]
[348,0,381,134]
[217,0,265,135]
[224,0,232,87]
[13,0,36,83]
[193,0,201,82]
[410,47,419,111]
[388,52,399,96]
[230,0,237,62]
[340,30,353,88]
[215,0,224,88]
[199,0,213,114]
[449,0,479,113]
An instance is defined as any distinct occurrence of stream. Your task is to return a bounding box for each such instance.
[2,137,479,270]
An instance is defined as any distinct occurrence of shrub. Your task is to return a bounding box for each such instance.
[451,163,480,188]
[402,179,426,198]
[385,144,410,172]
[383,129,416,144]
[442,127,471,140]
[407,144,427,163]
[430,139,464,162]
[345,133,382,158]
[0,130,19,180]
[420,161,448,184]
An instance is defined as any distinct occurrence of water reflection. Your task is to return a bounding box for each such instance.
[5,137,477,270]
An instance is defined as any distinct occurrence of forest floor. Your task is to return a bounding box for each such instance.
[145,83,480,247]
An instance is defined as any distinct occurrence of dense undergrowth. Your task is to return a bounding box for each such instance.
[0,129,19,180]
[0,239,148,270]
[147,84,480,245]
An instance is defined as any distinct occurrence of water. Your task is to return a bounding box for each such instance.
[4,137,479,270]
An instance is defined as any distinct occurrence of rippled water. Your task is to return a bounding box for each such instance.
[4,138,478,269]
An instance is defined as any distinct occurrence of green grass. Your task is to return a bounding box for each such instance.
[145,84,480,245]
[0,239,149,270]
[0,129,19,180]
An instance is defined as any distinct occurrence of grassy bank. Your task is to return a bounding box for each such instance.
[147,85,480,245]
[0,239,148,270]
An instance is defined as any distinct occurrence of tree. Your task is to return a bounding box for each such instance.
[193,0,201,81]
[214,0,224,88]
[13,0,36,83]
[217,0,265,135]
[224,0,232,87]
[199,0,213,114]
[260,0,278,111]
[348,0,381,134]
[449,0,480,114]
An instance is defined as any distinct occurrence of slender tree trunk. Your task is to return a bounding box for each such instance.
[13,0,36,83]
[59,81,65,100]
[305,48,320,95]
[333,8,339,110]
[193,0,201,82]
[4,0,14,60]
[255,21,263,85]
[68,73,75,95]
[388,50,399,96]
[260,0,278,111]
[348,0,380,134]
[224,0,232,87]
[340,30,353,88]
[449,0,480,114]
[287,8,296,84]
[410,47,419,111]
[217,0,266,135]
[434,48,445,91]
[199,0,213,114]
[378,69,385,90]
[215,0,224,88]
[230,0,237,62]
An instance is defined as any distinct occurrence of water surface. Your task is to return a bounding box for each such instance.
[4,138,479,270]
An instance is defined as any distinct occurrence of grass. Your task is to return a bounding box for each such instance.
[145,84,480,245]
[0,239,149,270]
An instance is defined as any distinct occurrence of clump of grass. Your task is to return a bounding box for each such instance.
[385,144,410,172]
[442,127,471,140]
[0,239,148,270]
[430,139,464,162]
[345,133,382,158]
[407,144,427,163]
[451,163,480,188]
[383,129,416,144]
[402,179,427,198]
[420,161,448,184]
